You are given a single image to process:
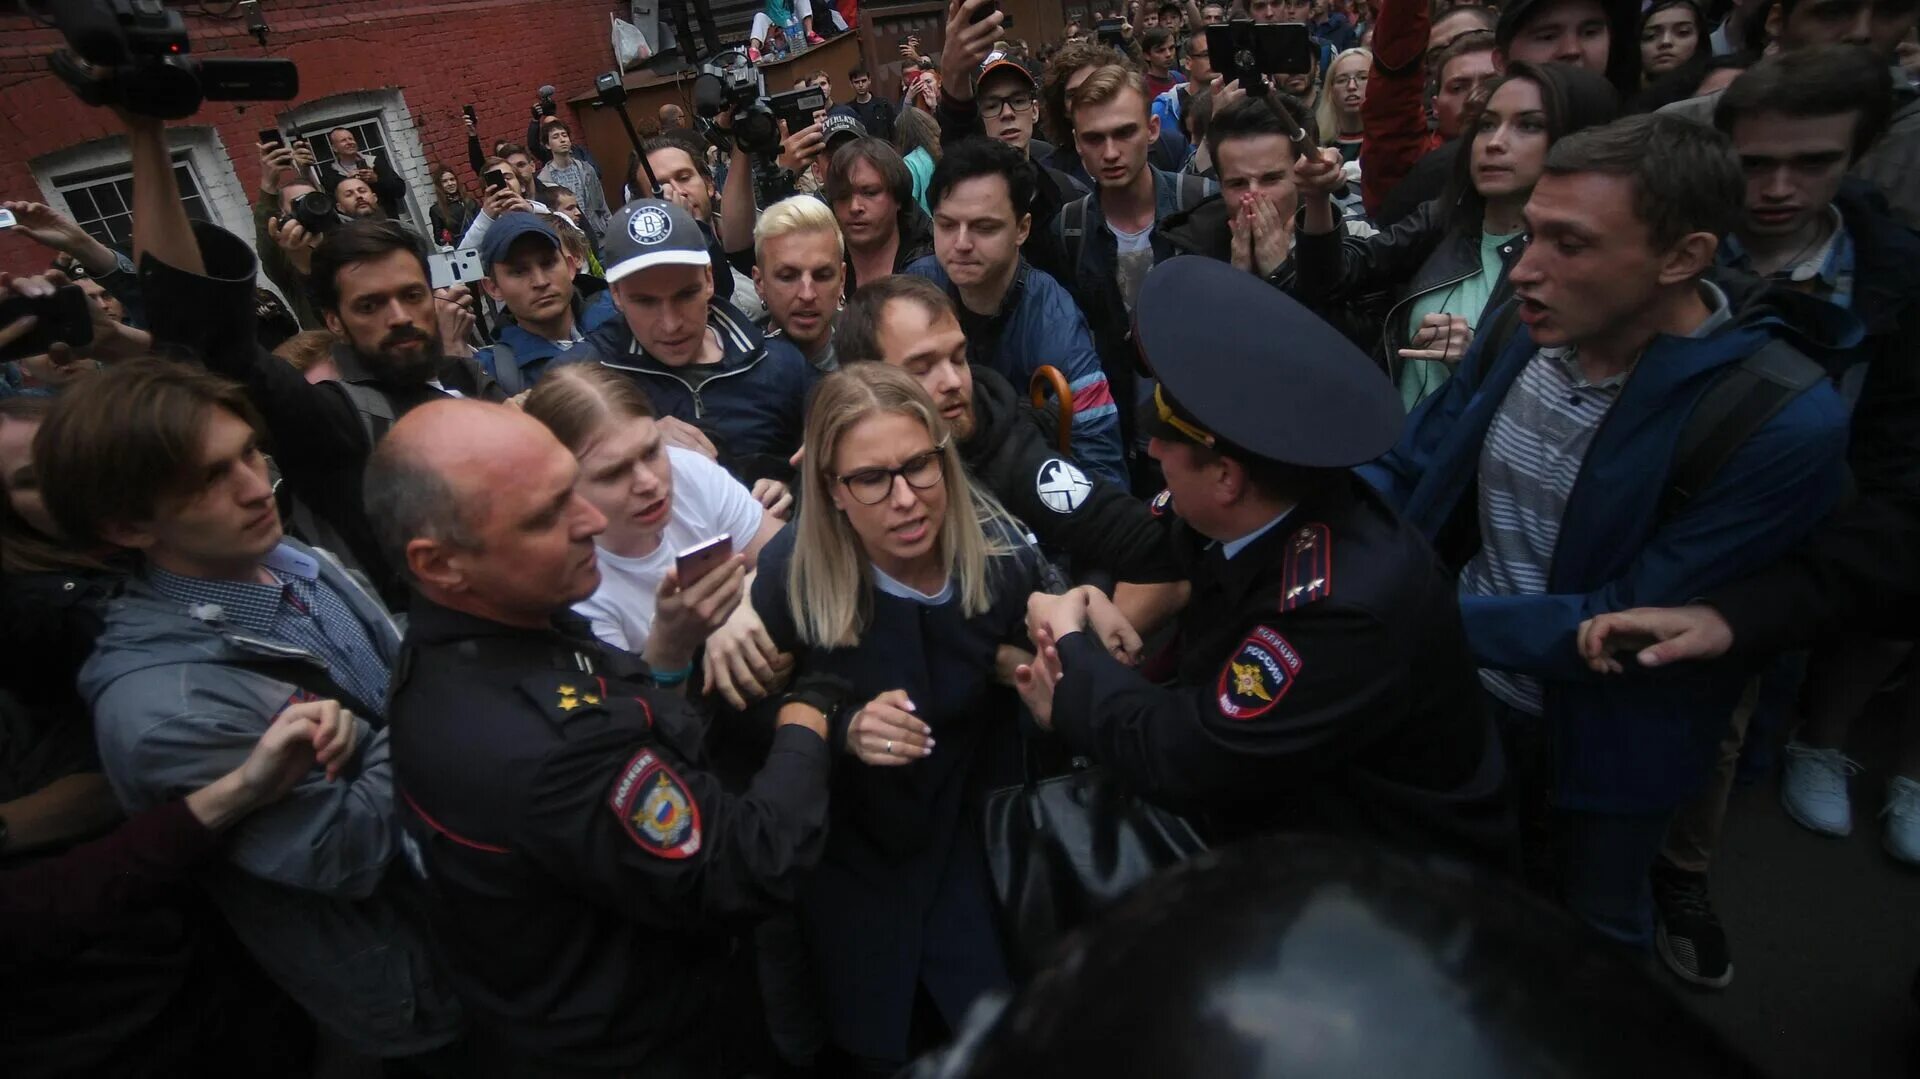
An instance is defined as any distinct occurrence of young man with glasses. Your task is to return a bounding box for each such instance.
[937,0,1091,281]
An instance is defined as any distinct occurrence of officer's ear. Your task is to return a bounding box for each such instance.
[407,536,470,593]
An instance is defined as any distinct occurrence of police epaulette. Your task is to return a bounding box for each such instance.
[1279,523,1332,611]
[519,672,610,723]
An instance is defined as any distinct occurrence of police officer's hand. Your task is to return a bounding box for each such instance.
[1077,585,1144,665]
[1577,605,1734,674]
[651,555,747,675]
[847,689,933,766]
[702,588,786,709]
[750,478,794,520]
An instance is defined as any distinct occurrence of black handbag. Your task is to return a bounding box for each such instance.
[983,747,1207,973]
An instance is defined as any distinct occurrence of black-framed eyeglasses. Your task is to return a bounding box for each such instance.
[977,92,1037,118]
[836,446,947,505]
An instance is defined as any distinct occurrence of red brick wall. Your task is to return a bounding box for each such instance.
[0,0,622,276]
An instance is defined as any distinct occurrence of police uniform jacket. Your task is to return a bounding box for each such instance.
[388,597,831,1076]
[963,366,1181,583]
[751,523,1040,1063]
[1051,475,1511,865]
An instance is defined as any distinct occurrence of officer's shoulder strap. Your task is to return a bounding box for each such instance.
[1277,523,1333,612]
[1661,338,1827,519]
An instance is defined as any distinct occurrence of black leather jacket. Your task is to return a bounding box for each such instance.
[1293,198,1528,377]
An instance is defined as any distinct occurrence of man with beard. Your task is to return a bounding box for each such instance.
[835,274,1179,583]
[934,0,1088,281]
[125,105,504,603]
[331,175,383,221]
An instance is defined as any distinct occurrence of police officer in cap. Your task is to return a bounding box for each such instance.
[1014,256,1512,866]
[369,399,832,1076]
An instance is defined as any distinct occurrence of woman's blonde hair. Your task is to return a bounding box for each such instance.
[1317,47,1374,143]
[788,364,1012,647]
[522,363,655,456]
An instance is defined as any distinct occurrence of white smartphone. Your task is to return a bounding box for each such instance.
[0,208,16,230]
[428,247,485,289]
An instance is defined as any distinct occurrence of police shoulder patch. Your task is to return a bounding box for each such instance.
[1279,523,1333,611]
[609,748,703,859]
[1149,488,1173,518]
[1035,458,1093,514]
[1215,625,1303,721]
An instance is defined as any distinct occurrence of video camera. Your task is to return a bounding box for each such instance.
[47,0,298,119]
[690,48,788,157]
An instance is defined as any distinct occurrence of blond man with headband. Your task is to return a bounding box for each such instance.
[753,196,847,371]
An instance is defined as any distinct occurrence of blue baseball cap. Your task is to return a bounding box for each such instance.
[601,199,712,285]
[479,211,561,266]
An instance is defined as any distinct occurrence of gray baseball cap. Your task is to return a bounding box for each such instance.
[601,199,711,285]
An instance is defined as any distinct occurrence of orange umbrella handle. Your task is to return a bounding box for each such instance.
[1029,365,1073,455]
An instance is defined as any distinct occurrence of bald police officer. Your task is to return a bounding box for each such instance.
[367,399,831,1076]
[1015,257,1511,866]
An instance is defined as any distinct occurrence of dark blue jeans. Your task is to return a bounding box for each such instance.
[1486,690,1675,952]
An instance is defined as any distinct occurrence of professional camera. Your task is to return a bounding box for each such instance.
[692,48,784,157]
[47,0,298,119]
[290,190,339,236]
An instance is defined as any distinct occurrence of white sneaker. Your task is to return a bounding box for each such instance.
[1780,741,1859,837]
[1882,776,1920,866]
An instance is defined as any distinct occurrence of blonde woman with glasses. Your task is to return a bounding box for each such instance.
[755,363,1044,1073]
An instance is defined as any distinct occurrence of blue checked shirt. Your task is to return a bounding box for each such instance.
[148,544,393,719]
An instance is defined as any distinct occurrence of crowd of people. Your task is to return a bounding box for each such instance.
[3,0,1919,1072]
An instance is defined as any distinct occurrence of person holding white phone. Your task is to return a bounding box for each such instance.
[522,364,790,699]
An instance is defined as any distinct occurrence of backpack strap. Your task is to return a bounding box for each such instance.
[335,380,399,447]
[1061,193,1092,273]
[1660,338,1827,519]
[1176,172,1209,211]
[488,340,524,396]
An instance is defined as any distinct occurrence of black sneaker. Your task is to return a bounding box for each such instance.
[1651,864,1734,989]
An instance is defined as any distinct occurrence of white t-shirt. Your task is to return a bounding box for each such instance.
[573,446,766,653]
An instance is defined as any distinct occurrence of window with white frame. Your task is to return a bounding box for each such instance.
[31,128,253,262]
[53,155,212,252]
[283,92,430,230]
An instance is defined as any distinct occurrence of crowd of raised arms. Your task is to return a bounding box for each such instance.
[3,0,1918,1073]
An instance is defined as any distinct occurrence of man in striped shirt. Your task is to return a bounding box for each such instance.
[1362,114,1852,952]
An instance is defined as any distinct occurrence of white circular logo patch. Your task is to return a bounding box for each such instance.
[1036,458,1092,514]
[628,205,673,245]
